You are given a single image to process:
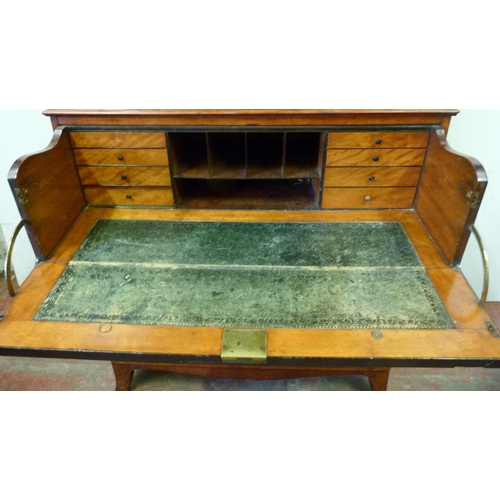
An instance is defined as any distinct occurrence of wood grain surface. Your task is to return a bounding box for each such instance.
[70,131,167,149]
[78,166,171,186]
[45,109,459,127]
[74,149,169,166]
[7,128,86,259]
[322,187,417,209]
[415,129,487,265]
[326,148,426,167]
[1,208,496,366]
[84,187,174,207]
[324,167,421,187]
[327,131,430,149]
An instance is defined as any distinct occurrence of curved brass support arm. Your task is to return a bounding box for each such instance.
[4,219,31,298]
[470,224,489,306]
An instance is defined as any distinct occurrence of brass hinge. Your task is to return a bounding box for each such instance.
[221,329,267,364]
[13,187,27,205]
[465,190,482,208]
[487,322,499,338]
[13,179,40,206]
[458,183,482,209]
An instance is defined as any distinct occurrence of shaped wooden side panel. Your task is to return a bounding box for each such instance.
[8,127,86,260]
[415,129,487,266]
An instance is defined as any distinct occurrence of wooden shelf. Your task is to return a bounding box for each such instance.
[246,132,284,175]
[247,165,284,179]
[208,132,246,178]
[175,178,320,210]
[169,131,324,208]
[169,132,209,178]
[284,132,323,178]
[284,165,321,179]
[169,131,323,180]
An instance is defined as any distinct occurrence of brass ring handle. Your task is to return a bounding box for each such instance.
[4,219,31,298]
[470,224,489,306]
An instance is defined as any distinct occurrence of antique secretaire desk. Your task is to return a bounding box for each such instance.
[1,109,498,390]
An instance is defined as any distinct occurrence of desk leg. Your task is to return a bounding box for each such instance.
[112,362,135,391]
[366,368,391,391]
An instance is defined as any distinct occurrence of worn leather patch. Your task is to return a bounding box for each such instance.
[34,220,454,330]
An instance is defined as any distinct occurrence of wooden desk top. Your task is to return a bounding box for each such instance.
[1,208,498,367]
[43,109,459,127]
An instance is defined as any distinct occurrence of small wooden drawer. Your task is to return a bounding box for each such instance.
[324,167,421,187]
[70,132,167,149]
[322,187,417,209]
[74,148,169,166]
[326,149,426,167]
[84,187,174,207]
[327,131,429,149]
[78,166,171,186]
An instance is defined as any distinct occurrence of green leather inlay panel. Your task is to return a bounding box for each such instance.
[34,220,455,330]
[72,220,423,268]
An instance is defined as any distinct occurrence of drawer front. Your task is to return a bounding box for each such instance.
[327,131,429,149]
[324,167,421,187]
[70,132,167,149]
[74,148,169,166]
[78,166,171,186]
[322,187,416,209]
[326,148,426,167]
[84,187,174,207]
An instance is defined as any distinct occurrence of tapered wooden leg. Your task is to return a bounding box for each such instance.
[112,362,135,391]
[367,368,390,391]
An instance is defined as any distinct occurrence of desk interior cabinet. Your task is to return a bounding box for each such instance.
[1,109,499,391]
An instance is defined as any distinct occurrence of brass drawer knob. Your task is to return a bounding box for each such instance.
[121,174,128,180]
[118,156,124,161]
[365,196,372,202]
[369,175,376,181]
[372,155,379,162]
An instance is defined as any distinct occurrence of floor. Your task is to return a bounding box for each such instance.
[1,271,499,390]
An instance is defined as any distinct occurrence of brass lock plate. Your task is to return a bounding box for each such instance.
[221,329,267,364]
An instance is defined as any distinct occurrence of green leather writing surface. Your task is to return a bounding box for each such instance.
[72,220,423,267]
[34,220,454,330]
